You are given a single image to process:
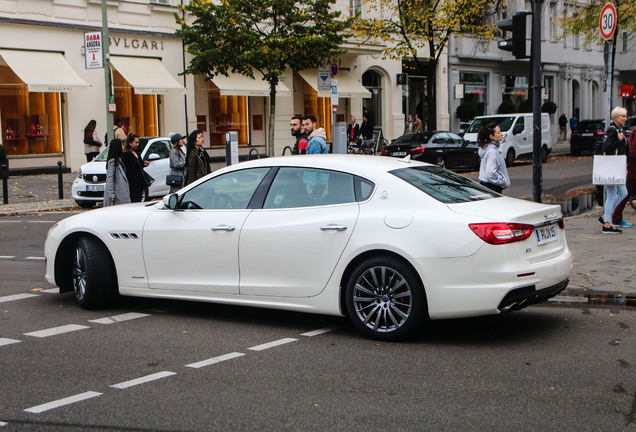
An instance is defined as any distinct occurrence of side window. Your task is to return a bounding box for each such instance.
[263,167,356,209]
[356,177,375,201]
[178,168,270,210]
[513,117,525,134]
[145,140,171,160]
[433,133,450,144]
[448,133,464,145]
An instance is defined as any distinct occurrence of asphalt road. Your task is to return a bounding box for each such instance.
[1,210,635,431]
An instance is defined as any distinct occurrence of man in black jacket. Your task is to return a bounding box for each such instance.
[346,116,360,144]
[291,115,308,155]
[359,115,373,140]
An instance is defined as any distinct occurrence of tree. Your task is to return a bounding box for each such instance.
[560,0,636,45]
[352,0,498,131]
[176,0,349,156]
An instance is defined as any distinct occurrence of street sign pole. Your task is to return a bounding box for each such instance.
[532,0,542,203]
[599,3,617,130]
[101,0,114,145]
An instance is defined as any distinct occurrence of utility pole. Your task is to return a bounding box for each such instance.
[531,0,542,203]
[102,0,114,145]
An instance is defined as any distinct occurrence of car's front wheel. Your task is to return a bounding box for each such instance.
[505,149,516,167]
[345,256,426,341]
[541,145,548,163]
[72,237,117,309]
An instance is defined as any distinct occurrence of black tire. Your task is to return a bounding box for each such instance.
[435,155,446,169]
[76,201,96,209]
[505,149,515,167]
[345,256,427,341]
[541,145,548,163]
[72,237,117,309]
[630,194,636,211]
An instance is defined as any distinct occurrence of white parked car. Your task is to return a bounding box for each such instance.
[46,155,572,340]
[71,137,174,208]
[463,113,552,167]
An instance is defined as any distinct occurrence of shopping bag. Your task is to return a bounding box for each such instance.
[592,155,627,185]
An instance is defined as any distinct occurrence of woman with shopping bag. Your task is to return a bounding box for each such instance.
[596,107,628,234]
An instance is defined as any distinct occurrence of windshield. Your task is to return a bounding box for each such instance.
[467,116,516,133]
[390,166,499,203]
[94,137,152,162]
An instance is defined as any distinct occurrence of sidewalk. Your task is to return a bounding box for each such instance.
[1,160,635,302]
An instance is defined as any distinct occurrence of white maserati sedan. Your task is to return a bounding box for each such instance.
[45,155,572,340]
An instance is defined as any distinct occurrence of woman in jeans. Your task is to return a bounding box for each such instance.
[600,107,628,234]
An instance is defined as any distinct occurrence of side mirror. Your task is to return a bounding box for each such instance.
[163,193,179,210]
[147,153,160,161]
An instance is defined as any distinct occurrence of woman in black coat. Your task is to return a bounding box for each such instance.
[121,133,148,202]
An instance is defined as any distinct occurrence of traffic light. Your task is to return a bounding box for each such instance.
[497,12,530,59]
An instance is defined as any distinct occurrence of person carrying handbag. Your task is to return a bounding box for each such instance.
[168,133,186,193]
[83,119,102,162]
[599,107,629,234]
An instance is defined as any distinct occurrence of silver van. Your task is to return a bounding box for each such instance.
[463,113,552,166]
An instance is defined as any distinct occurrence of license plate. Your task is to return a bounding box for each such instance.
[392,151,407,156]
[581,133,593,136]
[535,223,558,245]
[86,184,104,192]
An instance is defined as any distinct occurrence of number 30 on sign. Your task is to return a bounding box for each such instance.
[599,3,617,40]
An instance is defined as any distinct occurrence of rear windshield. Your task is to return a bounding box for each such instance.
[390,166,499,203]
[578,121,604,132]
[467,117,515,133]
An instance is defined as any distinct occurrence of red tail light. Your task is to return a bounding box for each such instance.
[410,146,425,154]
[596,131,604,135]
[469,222,534,245]
[571,132,579,137]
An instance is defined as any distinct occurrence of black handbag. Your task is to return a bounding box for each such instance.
[166,174,183,187]
[143,171,155,188]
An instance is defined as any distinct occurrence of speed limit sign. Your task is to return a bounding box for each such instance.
[599,3,617,40]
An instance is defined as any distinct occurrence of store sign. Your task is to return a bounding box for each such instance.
[84,31,103,69]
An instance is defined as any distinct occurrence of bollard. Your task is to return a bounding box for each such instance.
[57,161,63,200]
[1,158,8,204]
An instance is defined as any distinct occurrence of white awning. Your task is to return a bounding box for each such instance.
[110,56,185,95]
[299,69,371,98]
[0,49,90,92]
[210,71,291,97]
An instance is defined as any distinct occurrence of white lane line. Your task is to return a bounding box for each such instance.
[0,420,7,427]
[0,338,21,347]
[41,288,59,294]
[186,352,245,369]
[24,391,102,414]
[25,257,45,261]
[110,371,176,390]
[0,256,16,260]
[24,324,90,338]
[248,338,297,351]
[89,312,150,324]
[0,293,38,303]
[301,326,340,337]
[29,220,57,223]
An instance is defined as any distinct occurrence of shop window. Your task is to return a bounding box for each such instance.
[303,81,332,141]
[0,65,61,156]
[112,69,157,137]
[207,81,249,147]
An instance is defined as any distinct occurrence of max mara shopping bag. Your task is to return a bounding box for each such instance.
[592,155,627,185]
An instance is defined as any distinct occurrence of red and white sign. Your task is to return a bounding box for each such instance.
[84,31,103,69]
[599,3,617,40]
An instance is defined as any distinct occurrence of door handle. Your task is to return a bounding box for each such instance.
[320,225,347,232]
[211,225,235,232]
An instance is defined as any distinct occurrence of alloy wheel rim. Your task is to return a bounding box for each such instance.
[72,246,87,301]
[352,266,412,333]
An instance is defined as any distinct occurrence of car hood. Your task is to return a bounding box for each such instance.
[53,201,160,235]
[79,160,107,175]
[446,196,563,225]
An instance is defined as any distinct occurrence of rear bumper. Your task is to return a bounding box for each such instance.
[497,278,569,312]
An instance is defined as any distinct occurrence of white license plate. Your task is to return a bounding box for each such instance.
[86,184,104,192]
[581,133,593,136]
[535,223,558,245]
[392,151,407,156]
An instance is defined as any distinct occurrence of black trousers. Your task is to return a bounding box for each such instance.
[480,181,504,194]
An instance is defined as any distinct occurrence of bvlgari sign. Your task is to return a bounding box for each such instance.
[84,31,103,69]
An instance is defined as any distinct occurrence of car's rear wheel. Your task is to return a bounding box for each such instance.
[435,155,446,169]
[541,145,548,163]
[345,256,426,341]
[505,149,515,167]
[72,237,117,309]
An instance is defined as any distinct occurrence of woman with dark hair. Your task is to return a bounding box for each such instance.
[121,133,148,202]
[185,129,210,185]
[477,122,510,194]
[83,119,102,162]
[103,139,130,206]
[168,133,186,193]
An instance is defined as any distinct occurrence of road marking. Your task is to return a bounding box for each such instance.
[111,371,176,390]
[248,338,297,351]
[29,220,57,223]
[301,326,340,337]
[0,420,7,427]
[89,312,150,324]
[0,256,16,260]
[0,293,38,303]
[186,352,245,369]
[24,324,90,338]
[24,391,102,414]
[41,288,59,294]
[0,338,21,347]
[25,256,45,261]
